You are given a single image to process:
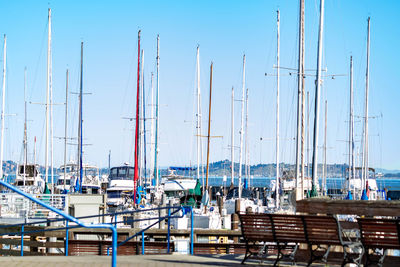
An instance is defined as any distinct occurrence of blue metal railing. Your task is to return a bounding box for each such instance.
[0,180,118,266]
[0,180,195,264]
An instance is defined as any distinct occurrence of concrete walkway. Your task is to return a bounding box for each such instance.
[0,254,319,267]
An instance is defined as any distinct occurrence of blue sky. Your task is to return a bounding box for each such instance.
[0,0,399,170]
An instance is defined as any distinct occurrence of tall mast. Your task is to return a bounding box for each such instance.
[205,62,213,190]
[196,46,203,183]
[77,42,83,193]
[142,50,147,187]
[295,0,305,200]
[139,49,144,186]
[244,87,249,186]
[23,68,28,186]
[275,10,280,208]
[351,58,355,193]
[149,73,154,183]
[238,55,246,199]
[300,0,306,197]
[306,91,310,181]
[63,69,69,191]
[133,30,141,201]
[311,0,325,197]
[45,8,51,187]
[363,18,371,191]
[231,87,234,186]
[154,35,160,188]
[348,56,354,193]
[323,100,327,195]
[0,35,6,180]
[50,24,54,194]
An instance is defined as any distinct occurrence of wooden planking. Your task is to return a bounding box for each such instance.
[297,199,400,216]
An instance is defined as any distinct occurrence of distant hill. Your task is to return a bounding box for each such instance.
[2,160,399,179]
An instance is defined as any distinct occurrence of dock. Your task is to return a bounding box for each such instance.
[0,254,334,267]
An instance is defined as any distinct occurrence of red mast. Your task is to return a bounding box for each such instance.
[133,30,141,202]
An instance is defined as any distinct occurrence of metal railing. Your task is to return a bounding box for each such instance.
[0,180,195,266]
[0,180,117,266]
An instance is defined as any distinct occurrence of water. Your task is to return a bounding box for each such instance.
[206,176,400,191]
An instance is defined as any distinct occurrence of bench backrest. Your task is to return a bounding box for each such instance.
[303,215,342,245]
[239,213,274,242]
[358,218,400,249]
[271,214,307,243]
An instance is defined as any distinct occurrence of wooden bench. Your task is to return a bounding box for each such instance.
[270,214,306,265]
[302,214,363,266]
[239,213,277,264]
[358,218,400,266]
[239,213,363,266]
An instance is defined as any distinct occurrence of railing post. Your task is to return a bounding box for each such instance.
[111,227,117,267]
[65,220,69,256]
[114,214,118,227]
[20,225,24,256]
[141,231,145,255]
[167,207,171,253]
[190,206,194,255]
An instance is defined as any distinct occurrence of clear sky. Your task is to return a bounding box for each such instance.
[0,0,399,171]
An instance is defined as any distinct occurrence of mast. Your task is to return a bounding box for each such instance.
[154,35,160,188]
[238,55,246,199]
[276,9,280,208]
[77,42,83,193]
[149,73,154,183]
[133,30,141,201]
[363,18,371,191]
[141,49,147,187]
[244,87,249,187]
[311,0,325,197]
[196,46,203,184]
[323,100,327,195]
[231,87,234,186]
[139,49,144,186]
[63,69,69,191]
[205,62,213,190]
[24,67,28,186]
[24,68,28,186]
[348,56,354,193]
[0,35,6,180]
[300,0,306,197]
[295,0,305,200]
[306,91,310,182]
[351,58,355,193]
[50,27,54,194]
[45,8,51,187]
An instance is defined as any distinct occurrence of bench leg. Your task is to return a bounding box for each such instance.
[377,249,387,267]
[273,243,285,267]
[241,242,251,265]
[364,247,387,267]
[341,244,364,267]
[307,244,329,267]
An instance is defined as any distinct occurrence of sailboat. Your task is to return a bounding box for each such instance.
[70,42,101,195]
[345,18,381,201]
[14,68,45,194]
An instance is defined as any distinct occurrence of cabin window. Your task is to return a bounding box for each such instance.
[108,191,122,199]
